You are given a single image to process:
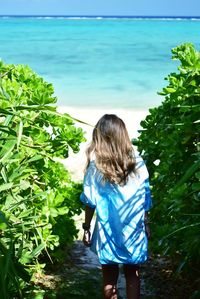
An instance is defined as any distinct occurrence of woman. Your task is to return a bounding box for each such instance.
[80,114,152,299]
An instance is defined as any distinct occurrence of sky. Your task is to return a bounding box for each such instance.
[0,0,200,16]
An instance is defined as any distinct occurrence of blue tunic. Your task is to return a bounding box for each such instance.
[80,151,152,265]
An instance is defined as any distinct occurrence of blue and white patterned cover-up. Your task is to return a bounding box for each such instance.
[80,150,152,265]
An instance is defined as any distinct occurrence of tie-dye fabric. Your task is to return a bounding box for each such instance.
[80,151,152,265]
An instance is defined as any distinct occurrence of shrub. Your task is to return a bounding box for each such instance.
[0,61,85,298]
[134,43,200,295]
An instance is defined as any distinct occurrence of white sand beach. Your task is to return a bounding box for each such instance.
[57,106,149,181]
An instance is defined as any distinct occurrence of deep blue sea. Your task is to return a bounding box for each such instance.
[0,16,200,108]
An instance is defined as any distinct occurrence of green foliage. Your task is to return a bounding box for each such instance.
[0,61,85,298]
[134,43,200,295]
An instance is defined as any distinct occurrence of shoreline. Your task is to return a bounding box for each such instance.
[57,106,149,181]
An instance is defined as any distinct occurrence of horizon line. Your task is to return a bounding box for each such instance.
[0,14,200,18]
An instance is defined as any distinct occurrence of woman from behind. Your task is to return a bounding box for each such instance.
[80,114,152,299]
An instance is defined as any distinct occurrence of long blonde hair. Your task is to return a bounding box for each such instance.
[86,114,136,185]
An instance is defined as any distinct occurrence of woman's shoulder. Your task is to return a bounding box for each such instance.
[87,159,101,177]
[132,145,142,161]
[88,159,96,168]
[85,160,104,187]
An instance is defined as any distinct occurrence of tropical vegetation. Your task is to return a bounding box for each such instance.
[0,61,85,298]
[134,43,200,298]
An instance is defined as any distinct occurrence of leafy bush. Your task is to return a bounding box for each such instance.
[0,61,85,298]
[134,43,200,295]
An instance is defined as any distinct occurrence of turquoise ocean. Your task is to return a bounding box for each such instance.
[0,16,200,109]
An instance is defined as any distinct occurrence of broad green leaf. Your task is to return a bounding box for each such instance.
[18,208,34,218]
[31,243,46,258]
[57,207,69,215]
[0,182,13,192]
[3,114,13,126]
[0,139,16,163]
[1,167,7,183]
[19,180,30,190]
[27,154,43,163]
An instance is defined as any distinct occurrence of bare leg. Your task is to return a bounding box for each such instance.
[123,264,140,299]
[102,264,119,299]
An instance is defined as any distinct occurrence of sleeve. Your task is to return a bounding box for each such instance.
[80,162,97,208]
[144,178,153,211]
